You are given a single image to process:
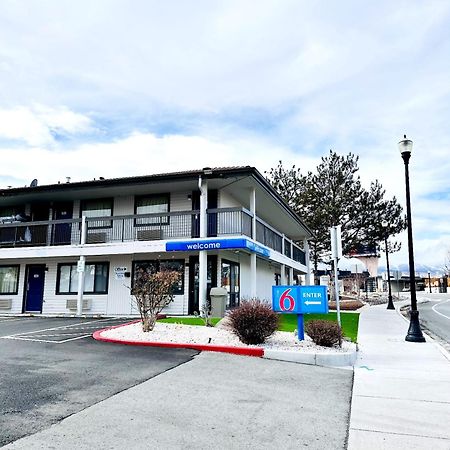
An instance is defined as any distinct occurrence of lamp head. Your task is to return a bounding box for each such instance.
[381,220,388,228]
[398,134,413,156]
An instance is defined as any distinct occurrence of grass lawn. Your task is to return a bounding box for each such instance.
[278,312,360,342]
[158,317,222,327]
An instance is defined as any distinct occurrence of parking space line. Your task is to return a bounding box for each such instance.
[1,318,114,339]
[0,318,35,324]
[3,336,66,344]
[58,334,93,343]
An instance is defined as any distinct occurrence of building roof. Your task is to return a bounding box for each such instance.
[0,166,313,238]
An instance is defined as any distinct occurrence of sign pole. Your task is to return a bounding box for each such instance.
[297,314,305,340]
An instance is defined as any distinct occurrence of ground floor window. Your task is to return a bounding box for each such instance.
[0,265,20,294]
[221,260,240,308]
[133,260,184,295]
[56,262,109,294]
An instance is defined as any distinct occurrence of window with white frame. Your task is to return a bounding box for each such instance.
[0,265,20,294]
[56,262,109,294]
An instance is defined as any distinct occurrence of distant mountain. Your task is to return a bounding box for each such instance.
[377,263,445,276]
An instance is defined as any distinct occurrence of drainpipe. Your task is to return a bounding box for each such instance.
[76,216,87,316]
[198,176,208,312]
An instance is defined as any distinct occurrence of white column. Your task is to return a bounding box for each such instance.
[250,188,256,240]
[77,216,87,316]
[289,267,294,285]
[198,176,208,312]
[249,187,257,297]
[304,238,311,285]
[281,264,286,285]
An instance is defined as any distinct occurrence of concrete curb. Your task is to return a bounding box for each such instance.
[92,322,356,366]
[263,347,357,367]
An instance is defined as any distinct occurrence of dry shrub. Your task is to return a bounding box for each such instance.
[227,299,279,345]
[305,320,342,347]
[328,300,364,311]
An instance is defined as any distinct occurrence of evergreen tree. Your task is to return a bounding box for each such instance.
[267,151,406,279]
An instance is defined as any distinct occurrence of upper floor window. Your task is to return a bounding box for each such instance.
[80,198,113,229]
[135,194,170,226]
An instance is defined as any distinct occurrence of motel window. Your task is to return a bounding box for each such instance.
[133,259,184,295]
[0,265,20,295]
[80,198,113,228]
[57,262,109,294]
[134,194,170,226]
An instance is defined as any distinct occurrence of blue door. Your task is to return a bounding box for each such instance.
[24,265,45,312]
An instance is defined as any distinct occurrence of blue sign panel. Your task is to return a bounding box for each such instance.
[272,286,300,313]
[166,238,270,257]
[298,285,328,314]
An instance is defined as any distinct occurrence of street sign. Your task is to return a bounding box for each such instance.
[298,286,328,314]
[272,285,329,341]
[272,286,299,313]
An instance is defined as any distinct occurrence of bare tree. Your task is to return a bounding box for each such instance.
[131,269,181,332]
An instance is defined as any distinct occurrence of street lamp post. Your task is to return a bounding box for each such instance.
[428,270,432,294]
[399,135,425,342]
[382,220,395,309]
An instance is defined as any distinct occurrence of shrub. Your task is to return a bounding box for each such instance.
[305,320,343,347]
[227,299,279,345]
[328,300,364,311]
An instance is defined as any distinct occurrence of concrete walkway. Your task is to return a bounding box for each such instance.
[348,304,450,449]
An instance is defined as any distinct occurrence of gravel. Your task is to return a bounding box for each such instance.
[100,321,355,354]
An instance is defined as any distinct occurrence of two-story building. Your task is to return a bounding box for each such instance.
[0,166,312,316]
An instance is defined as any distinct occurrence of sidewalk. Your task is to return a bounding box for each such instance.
[348,304,450,449]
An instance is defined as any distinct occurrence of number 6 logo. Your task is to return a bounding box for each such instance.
[279,288,295,312]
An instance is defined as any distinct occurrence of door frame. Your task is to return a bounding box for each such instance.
[22,264,46,313]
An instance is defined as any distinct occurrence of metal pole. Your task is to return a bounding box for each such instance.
[333,259,341,327]
[401,149,425,342]
[428,271,432,294]
[76,216,87,316]
[385,235,394,309]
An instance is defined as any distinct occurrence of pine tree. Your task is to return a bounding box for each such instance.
[266,151,406,280]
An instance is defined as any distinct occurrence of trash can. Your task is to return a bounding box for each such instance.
[210,287,228,318]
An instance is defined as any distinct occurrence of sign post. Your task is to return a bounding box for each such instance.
[272,285,328,341]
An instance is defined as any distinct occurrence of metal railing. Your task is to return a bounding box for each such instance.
[0,208,254,247]
[292,242,306,265]
[256,219,283,253]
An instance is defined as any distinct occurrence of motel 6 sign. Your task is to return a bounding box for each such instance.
[272,285,329,340]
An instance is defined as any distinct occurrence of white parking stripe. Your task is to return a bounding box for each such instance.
[1,318,114,338]
[432,299,450,320]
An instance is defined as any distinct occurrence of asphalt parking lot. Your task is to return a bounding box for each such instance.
[0,316,198,447]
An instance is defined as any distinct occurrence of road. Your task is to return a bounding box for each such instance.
[416,292,450,351]
[0,317,197,447]
[0,316,354,449]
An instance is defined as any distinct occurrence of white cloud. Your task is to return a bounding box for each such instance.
[0,105,92,146]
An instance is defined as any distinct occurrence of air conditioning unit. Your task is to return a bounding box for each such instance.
[136,229,162,241]
[86,232,107,244]
[66,299,92,311]
[0,299,12,310]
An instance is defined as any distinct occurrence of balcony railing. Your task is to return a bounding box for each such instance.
[0,208,253,247]
[0,207,306,264]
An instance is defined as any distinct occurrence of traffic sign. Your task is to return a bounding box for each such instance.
[298,286,328,314]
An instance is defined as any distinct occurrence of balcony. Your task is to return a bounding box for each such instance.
[0,207,305,264]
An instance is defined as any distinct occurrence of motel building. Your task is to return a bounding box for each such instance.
[0,166,312,316]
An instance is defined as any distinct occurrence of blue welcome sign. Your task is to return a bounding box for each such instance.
[272,285,329,341]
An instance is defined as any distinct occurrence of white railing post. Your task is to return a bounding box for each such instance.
[76,216,87,316]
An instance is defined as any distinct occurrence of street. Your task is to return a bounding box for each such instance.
[416,293,450,352]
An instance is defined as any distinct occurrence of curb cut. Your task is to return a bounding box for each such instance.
[92,322,356,366]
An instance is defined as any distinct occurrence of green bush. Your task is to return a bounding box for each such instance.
[305,320,342,347]
[227,299,279,345]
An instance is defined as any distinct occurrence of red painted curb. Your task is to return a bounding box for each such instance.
[92,324,264,357]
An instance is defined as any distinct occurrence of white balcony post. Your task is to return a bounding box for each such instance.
[198,176,208,312]
[77,216,87,316]
[304,238,311,285]
[249,188,257,297]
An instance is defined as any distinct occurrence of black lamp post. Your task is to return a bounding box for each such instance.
[399,135,425,342]
[428,271,432,294]
[382,220,395,309]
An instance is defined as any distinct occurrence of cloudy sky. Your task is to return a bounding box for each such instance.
[0,0,449,271]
